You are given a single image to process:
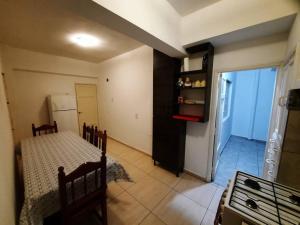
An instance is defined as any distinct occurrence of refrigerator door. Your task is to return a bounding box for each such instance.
[51,110,79,134]
[49,95,77,111]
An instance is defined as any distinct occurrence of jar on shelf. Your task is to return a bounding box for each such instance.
[184,77,192,87]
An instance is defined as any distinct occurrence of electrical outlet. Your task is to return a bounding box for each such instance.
[135,113,139,119]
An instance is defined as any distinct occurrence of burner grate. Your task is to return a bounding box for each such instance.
[229,171,300,225]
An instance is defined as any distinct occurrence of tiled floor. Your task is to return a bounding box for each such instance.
[99,138,224,225]
[213,135,265,187]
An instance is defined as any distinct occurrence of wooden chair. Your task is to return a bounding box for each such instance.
[82,123,100,146]
[82,123,87,140]
[95,130,107,151]
[32,121,58,136]
[15,150,24,215]
[58,150,107,225]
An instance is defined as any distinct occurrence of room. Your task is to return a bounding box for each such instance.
[0,1,300,225]
[214,68,277,186]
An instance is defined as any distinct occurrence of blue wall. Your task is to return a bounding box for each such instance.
[252,68,276,141]
[231,69,260,139]
[218,68,276,152]
[231,68,276,141]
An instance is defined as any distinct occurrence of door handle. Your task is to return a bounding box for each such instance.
[78,111,82,114]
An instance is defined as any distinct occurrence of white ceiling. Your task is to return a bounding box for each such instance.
[167,0,222,16]
[184,15,295,48]
[0,0,143,62]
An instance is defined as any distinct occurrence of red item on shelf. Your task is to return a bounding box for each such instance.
[172,114,203,122]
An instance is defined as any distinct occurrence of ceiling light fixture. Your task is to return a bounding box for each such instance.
[69,33,100,48]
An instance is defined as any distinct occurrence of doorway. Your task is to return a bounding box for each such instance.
[75,84,99,135]
[213,67,278,186]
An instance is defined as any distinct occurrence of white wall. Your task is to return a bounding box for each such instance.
[97,46,153,155]
[181,0,299,46]
[0,45,16,225]
[2,46,99,144]
[185,34,288,179]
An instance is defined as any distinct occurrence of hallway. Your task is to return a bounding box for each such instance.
[214,136,265,187]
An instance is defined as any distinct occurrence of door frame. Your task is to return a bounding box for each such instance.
[207,63,281,182]
[74,83,100,135]
[211,72,223,178]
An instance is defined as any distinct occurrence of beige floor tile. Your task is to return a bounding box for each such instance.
[150,166,181,188]
[132,154,156,173]
[174,174,218,208]
[200,210,216,225]
[140,213,166,225]
[127,175,171,210]
[208,186,225,213]
[107,181,124,198]
[153,190,206,225]
[107,192,150,225]
[118,164,149,190]
[119,148,145,164]
[107,139,125,156]
[174,173,206,192]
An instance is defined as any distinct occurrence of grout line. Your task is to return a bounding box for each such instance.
[199,208,209,225]
[123,179,173,217]
[109,141,220,212]
[137,211,152,225]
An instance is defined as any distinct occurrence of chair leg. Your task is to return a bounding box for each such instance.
[100,200,108,225]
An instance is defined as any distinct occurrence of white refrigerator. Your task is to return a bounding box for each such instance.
[47,95,79,134]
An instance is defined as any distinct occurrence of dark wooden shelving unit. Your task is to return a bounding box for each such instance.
[178,69,207,76]
[179,86,206,90]
[152,43,214,177]
[173,43,214,123]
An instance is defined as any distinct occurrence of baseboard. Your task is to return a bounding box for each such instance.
[107,136,152,157]
[108,136,209,182]
[183,169,207,182]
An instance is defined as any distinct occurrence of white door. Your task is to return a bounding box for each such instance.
[263,62,292,181]
[75,84,99,135]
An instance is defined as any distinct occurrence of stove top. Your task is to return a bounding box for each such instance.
[228,171,300,225]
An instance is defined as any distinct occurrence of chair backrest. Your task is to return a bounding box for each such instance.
[97,130,107,153]
[82,123,95,144]
[58,150,107,223]
[32,121,58,136]
[82,123,106,149]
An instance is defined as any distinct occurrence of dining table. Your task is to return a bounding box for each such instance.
[19,131,130,225]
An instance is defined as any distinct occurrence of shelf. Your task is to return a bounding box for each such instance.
[178,69,207,76]
[179,86,206,90]
[172,114,203,122]
[178,102,205,105]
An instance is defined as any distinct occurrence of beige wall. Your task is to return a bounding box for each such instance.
[97,46,153,155]
[92,0,184,55]
[0,46,16,225]
[181,0,299,46]
[287,13,300,56]
[96,35,288,178]
[2,46,99,144]
[286,12,300,89]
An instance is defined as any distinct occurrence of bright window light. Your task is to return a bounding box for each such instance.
[69,33,100,48]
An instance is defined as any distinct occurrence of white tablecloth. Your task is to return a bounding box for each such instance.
[19,131,130,225]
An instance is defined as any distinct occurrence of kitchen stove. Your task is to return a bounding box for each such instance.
[222,171,300,225]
